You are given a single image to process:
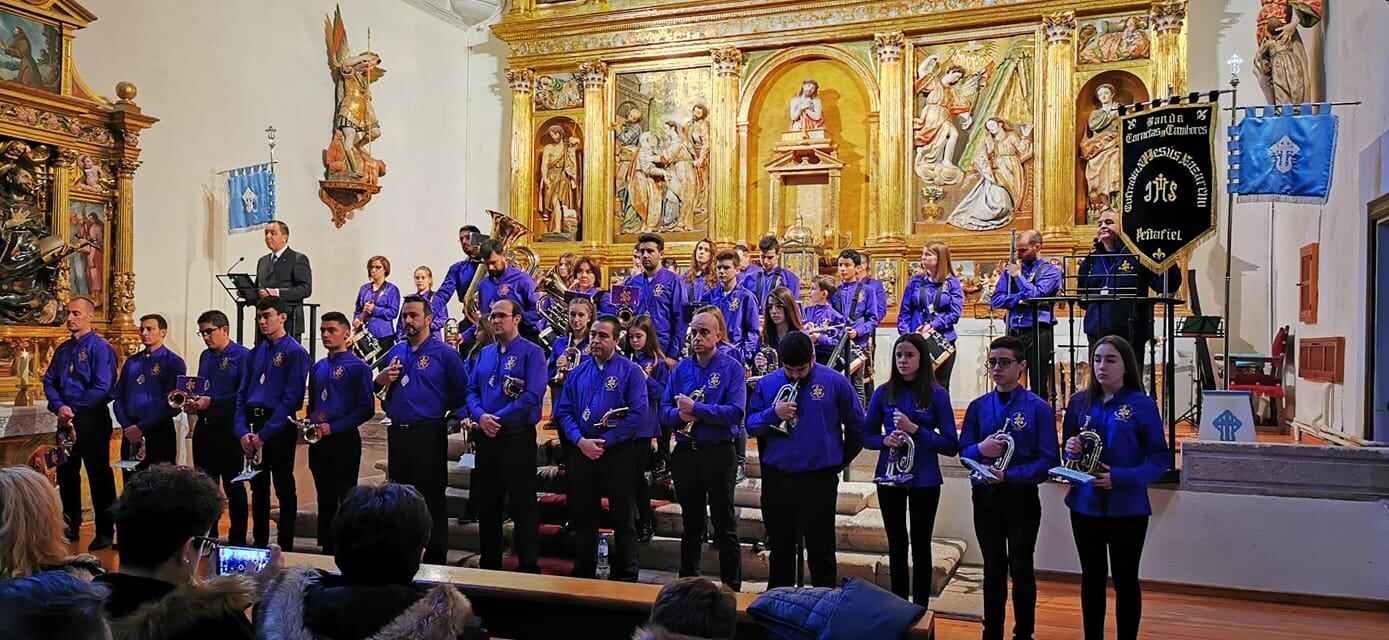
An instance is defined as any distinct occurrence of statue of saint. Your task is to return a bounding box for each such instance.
[324,8,387,181]
[788,80,826,132]
[539,124,580,236]
[1079,83,1121,217]
[1254,0,1323,104]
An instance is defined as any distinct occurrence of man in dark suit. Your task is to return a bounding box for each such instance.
[256,221,313,340]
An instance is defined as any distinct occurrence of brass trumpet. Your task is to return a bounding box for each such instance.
[749,346,779,385]
[768,381,799,435]
[443,318,461,342]
[291,416,323,445]
[876,429,916,486]
[597,407,630,430]
[232,450,263,483]
[550,331,582,387]
[966,427,1015,482]
[112,437,146,471]
[1050,416,1105,484]
[676,389,705,438]
[502,375,527,399]
[375,357,403,401]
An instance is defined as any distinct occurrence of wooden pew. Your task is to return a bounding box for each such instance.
[281,552,933,639]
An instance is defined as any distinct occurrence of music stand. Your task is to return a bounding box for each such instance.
[215,273,321,360]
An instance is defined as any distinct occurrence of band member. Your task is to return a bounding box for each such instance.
[377,294,468,563]
[704,251,760,366]
[431,224,482,330]
[254,221,313,341]
[354,255,401,355]
[684,238,716,304]
[627,233,687,359]
[465,299,546,572]
[43,296,117,550]
[660,309,745,591]
[113,314,187,478]
[1078,212,1182,372]
[862,333,957,605]
[476,239,544,348]
[802,277,847,363]
[306,311,375,554]
[742,235,802,315]
[897,242,964,389]
[627,315,670,542]
[548,296,596,530]
[1062,336,1167,640]
[571,255,611,313]
[554,252,577,286]
[746,332,864,588]
[856,251,889,334]
[234,295,311,550]
[832,250,879,378]
[990,230,1062,403]
[189,310,251,545]
[397,265,445,340]
[556,314,650,581]
[733,243,752,283]
[760,287,805,355]
[959,335,1059,640]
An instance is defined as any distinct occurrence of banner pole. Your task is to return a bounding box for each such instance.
[1221,56,1242,390]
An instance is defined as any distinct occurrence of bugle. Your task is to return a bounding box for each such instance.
[1049,416,1104,484]
[375,356,403,401]
[964,427,1015,482]
[291,416,323,445]
[232,450,263,483]
[767,382,799,435]
[875,428,916,486]
[112,436,146,471]
[676,389,705,438]
[597,407,630,430]
[502,375,527,400]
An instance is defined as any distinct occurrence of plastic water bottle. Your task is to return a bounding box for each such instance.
[595,534,611,580]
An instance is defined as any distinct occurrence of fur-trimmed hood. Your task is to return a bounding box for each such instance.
[100,573,256,640]
[258,566,475,640]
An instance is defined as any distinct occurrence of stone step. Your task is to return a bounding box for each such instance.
[733,477,876,515]
[743,448,881,484]
[653,503,893,554]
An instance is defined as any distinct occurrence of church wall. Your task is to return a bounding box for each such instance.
[70,0,509,358]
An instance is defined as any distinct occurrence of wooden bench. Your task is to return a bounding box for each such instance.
[281,552,933,638]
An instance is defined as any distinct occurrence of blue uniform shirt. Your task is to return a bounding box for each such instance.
[114,346,187,430]
[740,265,802,314]
[704,284,760,364]
[659,352,746,443]
[633,353,671,439]
[478,266,542,336]
[432,259,479,318]
[747,364,865,473]
[801,303,847,356]
[862,383,958,487]
[1077,245,1182,344]
[625,269,687,359]
[235,335,310,440]
[959,387,1060,486]
[355,282,401,340]
[569,286,612,316]
[380,337,467,423]
[897,275,964,342]
[197,342,250,415]
[307,351,376,435]
[1062,389,1168,517]
[396,289,445,340]
[865,277,889,326]
[684,273,715,306]
[831,278,879,348]
[556,354,649,446]
[990,259,1063,328]
[44,330,117,414]
[465,336,547,431]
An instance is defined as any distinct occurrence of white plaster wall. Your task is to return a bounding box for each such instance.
[70,0,509,358]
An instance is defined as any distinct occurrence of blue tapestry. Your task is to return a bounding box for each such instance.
[227,163,276,232]
[1228,105,1338,205]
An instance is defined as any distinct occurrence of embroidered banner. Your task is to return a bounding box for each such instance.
[227,163,276,233]
[1228,105,1338,205]
[1118,102,1217,271]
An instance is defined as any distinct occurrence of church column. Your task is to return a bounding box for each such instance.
[579,61,611,245]
[1040,11,1077,241]
[111,160,140,326]
[1151,0,1188,97]
[710,47,743,245]
[506,68,536,227]
[873,32,907,242]
[51,149,78,305]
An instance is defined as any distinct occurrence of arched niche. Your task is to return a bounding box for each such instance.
[535,115,583,240]
[1074,70,1149,225]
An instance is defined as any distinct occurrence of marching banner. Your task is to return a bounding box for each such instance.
[1228,105,1338,205]
[1118,102,1218,271]
[227,162,276,233]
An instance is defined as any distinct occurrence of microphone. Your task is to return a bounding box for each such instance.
[227,256,245,275]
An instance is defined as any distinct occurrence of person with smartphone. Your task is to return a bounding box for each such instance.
[306,312,375,554]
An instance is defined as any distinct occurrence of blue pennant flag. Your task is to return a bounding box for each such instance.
[227,163,276,233]
[1228,104,1338,205]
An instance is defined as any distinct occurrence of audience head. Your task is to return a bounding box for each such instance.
[111,465,223,581]
[333,483,432,585]
[0,466,70,579]
[0,571,111,640]
[647,576,737,640]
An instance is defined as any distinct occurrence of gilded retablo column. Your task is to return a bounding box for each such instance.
[710,47,743,245]
[111,161,140,325]
[1151,0,1188,97]
[506,68,536,225]
[578,61,610,245]
[1041,11,1077,240]
[873,32,907,241]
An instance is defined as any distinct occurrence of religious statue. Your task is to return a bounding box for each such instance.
[319,7,388,226]
[1079,83,1121,220]
[688,104,710,216]
[788,80,826,132]
[1077,16,1151,65]
[0,140,80,324]
[630,131,666,233]
[1254,0,1323,104]
[913,56,985,186]
[946,117,1033,231]
[538,124,581,238]
[613,109,645,234]
[656,118,698,232]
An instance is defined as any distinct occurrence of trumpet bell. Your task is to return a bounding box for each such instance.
[167,390,189,410]
[876,430,916,486]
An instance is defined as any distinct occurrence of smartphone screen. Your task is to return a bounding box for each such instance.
[216,545,271,576]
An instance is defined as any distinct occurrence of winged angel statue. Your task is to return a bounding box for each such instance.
[323,6,386,184]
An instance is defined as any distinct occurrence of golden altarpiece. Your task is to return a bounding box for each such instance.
[0,0,155,462]
[494,0,1189,321]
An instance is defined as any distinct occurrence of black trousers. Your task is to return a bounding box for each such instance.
[568,440,639,581]
[762,465,839,588]
[670,441,741,591]
[308,429,362,554]
[56,407,116,539]
[247,408,298,550]
[120,417,176,484]
[878,484,941,606]
[934,341,958,390]
[634,439,655,528]
[1071,512,1150,640]
[973,483,1043,640]
[192,410,249,545]
[472,425,540,572]
[1009,324,1055,403]
[387,418,450,564]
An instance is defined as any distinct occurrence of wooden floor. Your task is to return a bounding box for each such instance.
[74,525,1388,639]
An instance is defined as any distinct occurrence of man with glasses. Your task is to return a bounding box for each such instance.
[306,311,375,554]
[747,331,865,588]
[958,336,1058,640]
[189,310,251,545]
[113,314,186,479]
[555,314,649,581]
[432,224,483,345]
[660,309,745,591]
[741,235,801,316]
[626,233,687,360]
[465,299,546,572]
[376,295,468,564]
[1078,212,1181,373]
[990,229,1062,403]
[234,296,310,550]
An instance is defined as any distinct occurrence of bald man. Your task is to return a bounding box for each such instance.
[989,230,1062,403]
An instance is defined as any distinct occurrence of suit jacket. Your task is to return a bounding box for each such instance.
[256,247,313,335]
